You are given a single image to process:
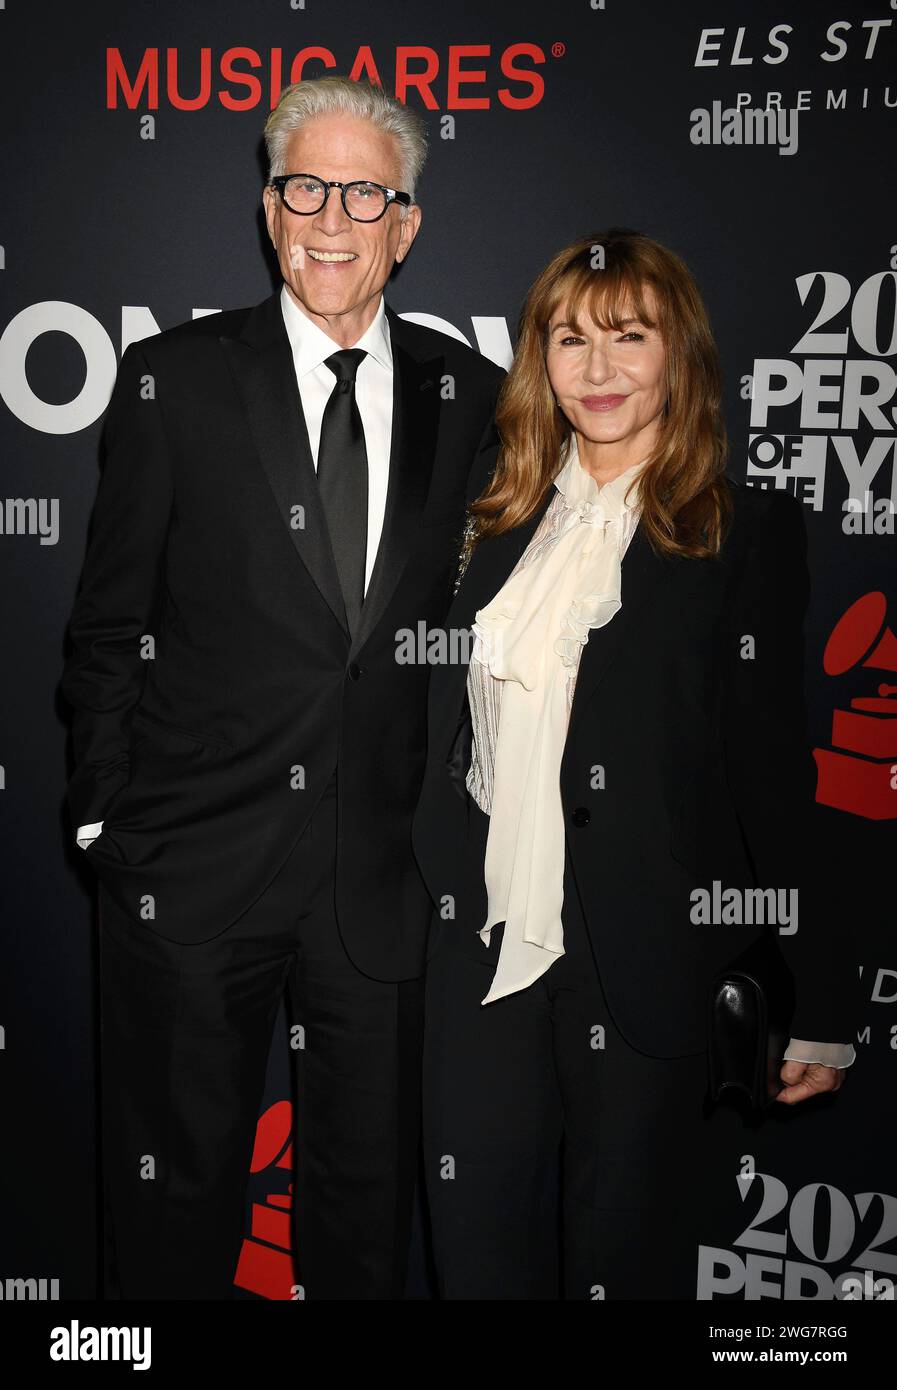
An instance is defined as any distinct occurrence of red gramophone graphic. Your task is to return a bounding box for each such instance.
[233,1100,298,1300]
[814,591,897,820]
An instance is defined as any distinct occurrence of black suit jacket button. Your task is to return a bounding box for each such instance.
[347,662,362,681]
[572,806,590,827]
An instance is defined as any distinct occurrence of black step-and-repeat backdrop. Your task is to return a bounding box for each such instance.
[1,0,894,1300]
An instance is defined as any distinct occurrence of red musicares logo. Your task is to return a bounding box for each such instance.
[106,44,553,112]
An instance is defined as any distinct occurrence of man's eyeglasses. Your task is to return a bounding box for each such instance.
[270,174,412,223]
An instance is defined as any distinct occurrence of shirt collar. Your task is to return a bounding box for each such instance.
[279,283,393,379]
[555,433,647,510]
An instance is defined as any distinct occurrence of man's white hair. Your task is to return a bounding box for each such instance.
[264,75,428,213]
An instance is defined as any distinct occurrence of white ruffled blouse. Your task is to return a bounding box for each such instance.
[466,436,644,1004]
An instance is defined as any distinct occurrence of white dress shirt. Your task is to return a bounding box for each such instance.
[278,282,393,593]
[76,284,394,853]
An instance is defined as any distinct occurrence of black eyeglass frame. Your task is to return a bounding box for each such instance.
[270,174,412,222]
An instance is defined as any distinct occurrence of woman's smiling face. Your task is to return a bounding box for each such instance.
[546,286,668,466]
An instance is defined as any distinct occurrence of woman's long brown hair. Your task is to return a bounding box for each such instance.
[470,228,732,560]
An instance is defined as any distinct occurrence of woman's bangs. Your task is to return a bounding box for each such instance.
[545,263,659,337]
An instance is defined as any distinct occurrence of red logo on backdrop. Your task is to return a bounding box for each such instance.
[234,1100,297,1300]
[814,591,897,821]
[105,44,552,112]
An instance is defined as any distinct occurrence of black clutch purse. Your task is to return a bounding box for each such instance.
[708,929,796,1110]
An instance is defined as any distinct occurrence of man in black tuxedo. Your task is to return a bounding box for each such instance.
[61,75,504,1299]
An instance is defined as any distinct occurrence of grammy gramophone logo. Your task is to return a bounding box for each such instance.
[233,1100,297,1300]
[814,591,897,821]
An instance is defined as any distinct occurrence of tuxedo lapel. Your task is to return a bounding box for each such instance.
[219,293,445,654]
[351,306,443,657]
[219,290,349,637]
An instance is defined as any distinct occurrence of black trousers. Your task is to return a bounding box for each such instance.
[97,777,424,1300]
[422,799,747,1300]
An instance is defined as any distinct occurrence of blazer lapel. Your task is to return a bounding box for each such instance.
[428,495,671,766]
[350,305,443,657]
[429,494,553,762]
[566,521,669,738]
[219,290,349,637]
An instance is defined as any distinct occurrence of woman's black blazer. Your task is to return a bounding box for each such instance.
[412,478,857,1058]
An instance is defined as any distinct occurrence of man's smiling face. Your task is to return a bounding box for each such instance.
[263,112,421,344]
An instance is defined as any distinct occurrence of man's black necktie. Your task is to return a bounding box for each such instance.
[316,348,369,636]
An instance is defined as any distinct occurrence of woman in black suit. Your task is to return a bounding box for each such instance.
[412,228,856,1300]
